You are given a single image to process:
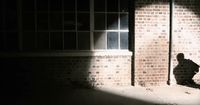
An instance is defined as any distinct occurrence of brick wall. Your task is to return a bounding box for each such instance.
[172,0,200,84]
[134,0,169,86]
[1,53,131,89]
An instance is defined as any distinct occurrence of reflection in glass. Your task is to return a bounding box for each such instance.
[107,32,118,49]
[120,14,128,30]
[107,14,118,30]
[94,32,106,49]
[120,32,128,49]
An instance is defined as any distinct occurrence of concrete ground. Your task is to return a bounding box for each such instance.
[15,85,200,105]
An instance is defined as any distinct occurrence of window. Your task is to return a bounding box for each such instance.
[0,0,129,52]
[93,0,129,50]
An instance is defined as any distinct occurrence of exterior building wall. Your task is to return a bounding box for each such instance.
[134,0,170,86]
[171,0,200,84]
[2,52,131,88]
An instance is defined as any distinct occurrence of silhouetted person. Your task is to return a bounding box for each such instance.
[173,53,199,85]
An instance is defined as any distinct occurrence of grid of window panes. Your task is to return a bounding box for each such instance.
[0,0,129,52]
[93,0,129,50]
[0,0,18,51]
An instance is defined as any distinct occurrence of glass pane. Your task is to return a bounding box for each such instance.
[5,32,18,51]
[64,0,75,11]
[94,13,105,30]
[5,13,17,30]
[37,0,49,11]
[77,0,90,11]
[120,14,128,30]
[37,32,49,50]
[120,32,128,49]
[78,32,90,50]
[64,13,75,30]
[50,13,62,30]
[23,13,35,31]
[22,0,35,12]
[107,14,118,30]
[94,0,105,12]
[50,32,63,50]
[0,33,4,51]
[37,13,49,30]
[107,32,118,49]
[23,32,35,51]
[77,13,90,31]
[6,0,17,12]
[94,32,106,49]
[107,0,118,12]
[64,32,76,50]
[50,0,62,11]
[120,0,129,12]
[0,15,3,31]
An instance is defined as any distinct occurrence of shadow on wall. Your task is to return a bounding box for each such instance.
[173,53,200,89]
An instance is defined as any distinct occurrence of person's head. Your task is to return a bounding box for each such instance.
[177,53,184,62]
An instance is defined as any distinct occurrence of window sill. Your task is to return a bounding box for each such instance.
[0,50,133,57]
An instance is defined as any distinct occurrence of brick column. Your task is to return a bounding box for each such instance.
[134,0,169,86]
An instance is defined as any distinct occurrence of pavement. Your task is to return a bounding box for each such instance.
[15,85,200,105]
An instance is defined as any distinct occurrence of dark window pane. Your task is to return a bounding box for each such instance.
[94,32,106,49]
[120,14,128,30]
[107,0,118,12]
[23,32,35,51]
[50,32,63,50]
[64,13,75,30]
[94,13,105,30]
[0,15,4,31]
[37,0,49,11]
[50,0,62,11]
[94,0,105,12]
[22,0,35,12]
[50,13,62,30]
[6,0,17,12]
[64,0,75,11]
[37,32,49,50]
[78,32,90,50]
[0,33,4,51]
[77,13,90,31]
[77,0,90,11]
[37,13,49,30]
[120,0,129,12]
[107,14,118,30]
[64,32,76,50]
[120,32,128,49]
[107,32,118,49]
[5,13,17,30]
[23,13,35,31]
[5,32,18,51]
